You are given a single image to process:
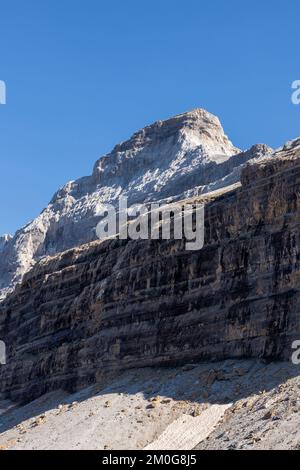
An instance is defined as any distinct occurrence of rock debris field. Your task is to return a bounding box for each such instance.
[1,359,299,450]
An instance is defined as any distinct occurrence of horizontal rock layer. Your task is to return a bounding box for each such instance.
[0,109,273,299]
[0,143,299,403]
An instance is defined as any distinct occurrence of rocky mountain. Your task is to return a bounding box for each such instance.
[0,235,12,253]
[0,109,273,299]
[0,135,299,404]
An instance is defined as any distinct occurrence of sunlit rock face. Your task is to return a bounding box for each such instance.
[0,109,273,299]
[0,234,12,253]
[0,138,299,403]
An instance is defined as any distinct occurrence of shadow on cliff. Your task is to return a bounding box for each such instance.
[1,358,299,435]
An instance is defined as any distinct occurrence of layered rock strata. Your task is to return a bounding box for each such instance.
[0,139,299,403]
[0,109,272,299]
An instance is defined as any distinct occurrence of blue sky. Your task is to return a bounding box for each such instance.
[0,0,299,235]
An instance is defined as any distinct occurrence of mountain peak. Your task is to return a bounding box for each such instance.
[93,108,240,182]
[0,109,273,298]
[118,107,237,153]
[171,107,222,122]
[0,234,12,254]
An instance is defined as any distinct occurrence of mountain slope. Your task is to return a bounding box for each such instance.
[1,359,299,450]
[0,138,299,403]
[0,109,272,299]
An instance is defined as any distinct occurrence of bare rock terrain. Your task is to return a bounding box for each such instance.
[0,109,299,451]
[0,136,299,404]
[0,109,272,299]
[0,360,299,450]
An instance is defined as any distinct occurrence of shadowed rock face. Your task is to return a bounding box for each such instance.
[0,139,299,403]
[0,109,273,299]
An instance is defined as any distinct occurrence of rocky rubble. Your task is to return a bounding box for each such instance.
[0,359,299,450]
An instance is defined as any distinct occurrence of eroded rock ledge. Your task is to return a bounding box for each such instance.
[0,141,300,403]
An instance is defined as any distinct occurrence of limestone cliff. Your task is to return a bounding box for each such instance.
[0,109,272,299]
[0,138,299,403]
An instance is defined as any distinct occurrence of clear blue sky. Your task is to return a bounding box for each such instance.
[0,0,299,235]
